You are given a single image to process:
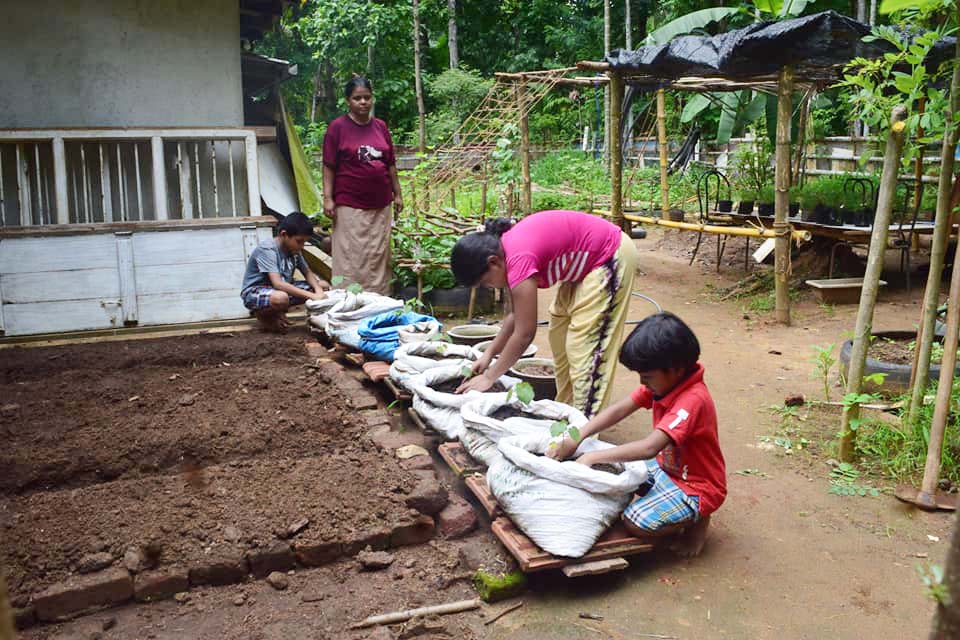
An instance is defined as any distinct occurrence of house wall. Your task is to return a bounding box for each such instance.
[0,0,243,128]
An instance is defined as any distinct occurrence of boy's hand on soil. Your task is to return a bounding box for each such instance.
[456,372,495,394]
[547,436,579,461]
[471,356,491,376]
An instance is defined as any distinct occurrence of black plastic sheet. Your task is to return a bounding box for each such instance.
[606,10,954,81]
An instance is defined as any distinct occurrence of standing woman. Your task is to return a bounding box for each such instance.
[451,210,638,418]
[322,77,403,295]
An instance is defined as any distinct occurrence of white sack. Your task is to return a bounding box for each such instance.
[459,394,587,467]
[306,290,402,348]
[487,432,648,558]
[398,320,442,345]
[388,342,477,392]
[408,365,517,440]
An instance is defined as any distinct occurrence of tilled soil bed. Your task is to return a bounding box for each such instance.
[0,331,424,607]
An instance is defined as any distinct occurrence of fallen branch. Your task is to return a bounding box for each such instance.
[483,600,524,626]
[351,598,482,629]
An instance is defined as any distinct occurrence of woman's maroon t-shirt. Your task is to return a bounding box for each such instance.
[322,115,396,210]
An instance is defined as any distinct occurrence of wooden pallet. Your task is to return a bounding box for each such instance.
[407,408,439,436]
[383,377,412,403]
[464,475,501,519]
[438,442,485,478]
[491,518,654,573]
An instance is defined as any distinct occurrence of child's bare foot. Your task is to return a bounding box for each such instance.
[669,515,710,557]
[256,311,289,334]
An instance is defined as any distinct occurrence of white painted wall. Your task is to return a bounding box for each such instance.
[0,0,243,128]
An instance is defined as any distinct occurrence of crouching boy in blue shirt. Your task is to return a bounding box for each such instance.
[240,212,327,333]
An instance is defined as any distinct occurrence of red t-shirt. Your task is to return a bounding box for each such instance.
[630,365,726,516]
[322,114,396,210]
[500,210,622,290]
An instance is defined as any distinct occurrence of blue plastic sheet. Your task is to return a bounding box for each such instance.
[358,312,438,362]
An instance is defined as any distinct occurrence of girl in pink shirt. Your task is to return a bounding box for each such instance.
[450,210,639,417]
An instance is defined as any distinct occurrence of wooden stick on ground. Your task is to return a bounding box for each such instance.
[484,600,524,626]
[351,598,482,629]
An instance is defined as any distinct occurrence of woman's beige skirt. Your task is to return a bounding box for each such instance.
[331,204,392,295]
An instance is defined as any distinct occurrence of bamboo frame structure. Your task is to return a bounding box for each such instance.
[839,106,908,462]
[773,67,794,325]
[656,89,670,217]
[614,211,812,242]
[609,71,625,230]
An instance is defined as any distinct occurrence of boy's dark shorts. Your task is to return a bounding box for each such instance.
[241,281,312,310]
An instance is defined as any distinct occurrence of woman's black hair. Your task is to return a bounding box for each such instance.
[449,217,515,287]
[344,76,373,98]
[619,312,700,373]
[277,211,314,237]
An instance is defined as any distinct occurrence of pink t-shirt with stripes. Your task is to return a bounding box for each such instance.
[500,210,622,289]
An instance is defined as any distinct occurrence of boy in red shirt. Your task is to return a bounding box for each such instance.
[548,312,725,556]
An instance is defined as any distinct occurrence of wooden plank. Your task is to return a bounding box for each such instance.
[384,376,412,402]
[561,558,629,578]
[245,133,262,216]
[135,289,249,326]
[99,143,113,223]
[0,128,259,141]
[15,144,31,226]
[302,244,332,281]
[0,216,274,239]
[0,277,6,335]
[241,224,260,263]
[1,298,120,336]
[132,227,244,266]
[464,475,500,519]
[151,136,169,221]
[407,407,439,436]
[134,261,245,296]
[438,442,485,478]
[115,232,139,324]
[0,233,118,273]
[490,518,653,573]
[0,268,120,304]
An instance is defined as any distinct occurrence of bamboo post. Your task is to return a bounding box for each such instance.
[450,187,456,209]
[908,34,960,426]
[467,286,477,320]
[839,106,908,462]
[413,0,427,154]
[516,80,532,216]
[773,67,794,326]
[656,89,669,217]
[917,228,960,507]
[792,93,811,186]
[609,71,626,231]
[480,172,488,217]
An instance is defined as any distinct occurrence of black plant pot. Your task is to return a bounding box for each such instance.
[859,207,874,227]
[738,201,755,215]
[789,203,800,217]
[717,200,733,213]
[396,285,495,316]
[813,204,833,224]
[800,206,818,222]
[758,202,775,217]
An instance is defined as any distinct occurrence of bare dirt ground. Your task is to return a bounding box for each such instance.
[7,227,957,639]
[0,332,423,606]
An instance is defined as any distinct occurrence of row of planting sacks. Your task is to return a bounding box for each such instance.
[393,340,649,558]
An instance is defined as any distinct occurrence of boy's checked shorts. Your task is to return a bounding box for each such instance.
[623,459,700,532]
[241,281,312,310]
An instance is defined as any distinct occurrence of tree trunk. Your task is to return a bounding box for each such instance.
[413,0,427,154]
[839,106,908,462]
[856,0,867,22]
[310,67,321,124]
[625,0,632,49]
[447,0,459,69]
[931,512,960,637]
[908,27,960,426]
[603,0,611,164]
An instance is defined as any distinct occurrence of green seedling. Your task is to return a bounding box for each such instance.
[547,419,581,449]
[505,381,535,405]
[828,462,880,497]
[331,275,345,287]
[917,563,949,606]
[346,282,364,295]
[810,344,836,402]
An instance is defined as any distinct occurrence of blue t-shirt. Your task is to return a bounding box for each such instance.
[241,239,308,294]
